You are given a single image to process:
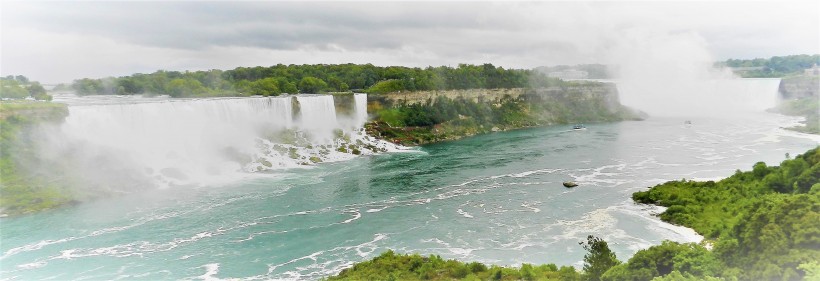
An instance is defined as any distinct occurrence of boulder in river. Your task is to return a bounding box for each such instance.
[563,181,578,188]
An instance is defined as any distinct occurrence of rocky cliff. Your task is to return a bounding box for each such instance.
[364,82,642,145]
[775,74,819,134]
[778,75,819,100]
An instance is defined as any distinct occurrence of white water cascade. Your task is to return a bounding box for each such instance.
[45,94,399,188]
[295,95,338,141]
[354,93,368,127]
[615,78,782,117]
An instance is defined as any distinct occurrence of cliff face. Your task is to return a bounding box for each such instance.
[779,75,819,100]
[368,83,622,111]
[775,74,819,134]
[365,82,642,145]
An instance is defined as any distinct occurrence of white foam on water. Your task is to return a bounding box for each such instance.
[456,209,474,218]
[340,210,362,224]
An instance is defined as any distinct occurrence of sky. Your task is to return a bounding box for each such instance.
[1,1,818,83]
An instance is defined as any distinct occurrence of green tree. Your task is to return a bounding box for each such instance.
[581,235,620,281]
[249,77,280,96]
[28,82,52,101]
[277,77,298,94]
[298,76,327,94]
[167,78,207,98]
[1,79,30,99]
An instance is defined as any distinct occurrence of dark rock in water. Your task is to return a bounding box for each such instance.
[563,181,578,188]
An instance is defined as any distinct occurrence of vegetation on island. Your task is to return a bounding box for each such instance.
[68,63,562,97]
[719,54,820,78]
[1,75,53,101]
[327,147,820,280]
[366,85,642,146]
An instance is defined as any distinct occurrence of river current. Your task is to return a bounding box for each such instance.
[1,97,819,280]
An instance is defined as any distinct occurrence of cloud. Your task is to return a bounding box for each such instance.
[1,1,817,83]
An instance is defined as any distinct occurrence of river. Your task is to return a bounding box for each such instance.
[1,92,818,280]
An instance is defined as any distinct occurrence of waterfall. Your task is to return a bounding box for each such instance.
[295,95,338,140]
[614,78,782,117]
[354,93,368,128]
[46,94,398,189]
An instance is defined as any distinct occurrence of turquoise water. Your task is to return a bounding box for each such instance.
[1,113,817,280]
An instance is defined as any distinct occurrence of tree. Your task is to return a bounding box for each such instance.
[581,235,620,281]
[27,82,52,101]
[14,75,29,84]
[72,78,103,95]
[277,77,298,94]
[249,77,280,96]
[167,78,207,98]
[0,79,30,99]
[298,76,328,94]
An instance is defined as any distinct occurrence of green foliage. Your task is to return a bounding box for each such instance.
[722,54,820,77]
[366,79,406,94]
[0,79,30,99]
[774,96,819,134]
[0,77,53,101]
[367,84,637,145]
[581,235,620,281]
[67,63,572,98]
[326,250,581,281]
[601,242,719,281]
[167,78,208,97]
[799,262,820,281]
[0,101,73,215]
[631,146,820,280]
[298,76,328,94]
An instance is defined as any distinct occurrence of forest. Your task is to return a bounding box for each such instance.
[720,54,820,77]
[327,147,820,280]
[0,75,52,101]
[67,63,564,97]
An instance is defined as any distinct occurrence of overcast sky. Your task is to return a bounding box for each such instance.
[2,1,818,83]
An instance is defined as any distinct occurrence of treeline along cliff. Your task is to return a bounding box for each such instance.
[365,81,643,145]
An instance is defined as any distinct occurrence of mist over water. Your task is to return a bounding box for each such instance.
[606,30,781,117]
[41,94,399,189]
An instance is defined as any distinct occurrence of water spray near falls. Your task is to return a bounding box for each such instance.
[615,78,782,117]
[45,94,399,188]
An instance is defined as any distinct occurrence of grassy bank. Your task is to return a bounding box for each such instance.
[0,101,73,216]
[773,97,819,134]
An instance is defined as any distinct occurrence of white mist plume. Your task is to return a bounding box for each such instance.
[606,29,780,117]
[34,95,400,190]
